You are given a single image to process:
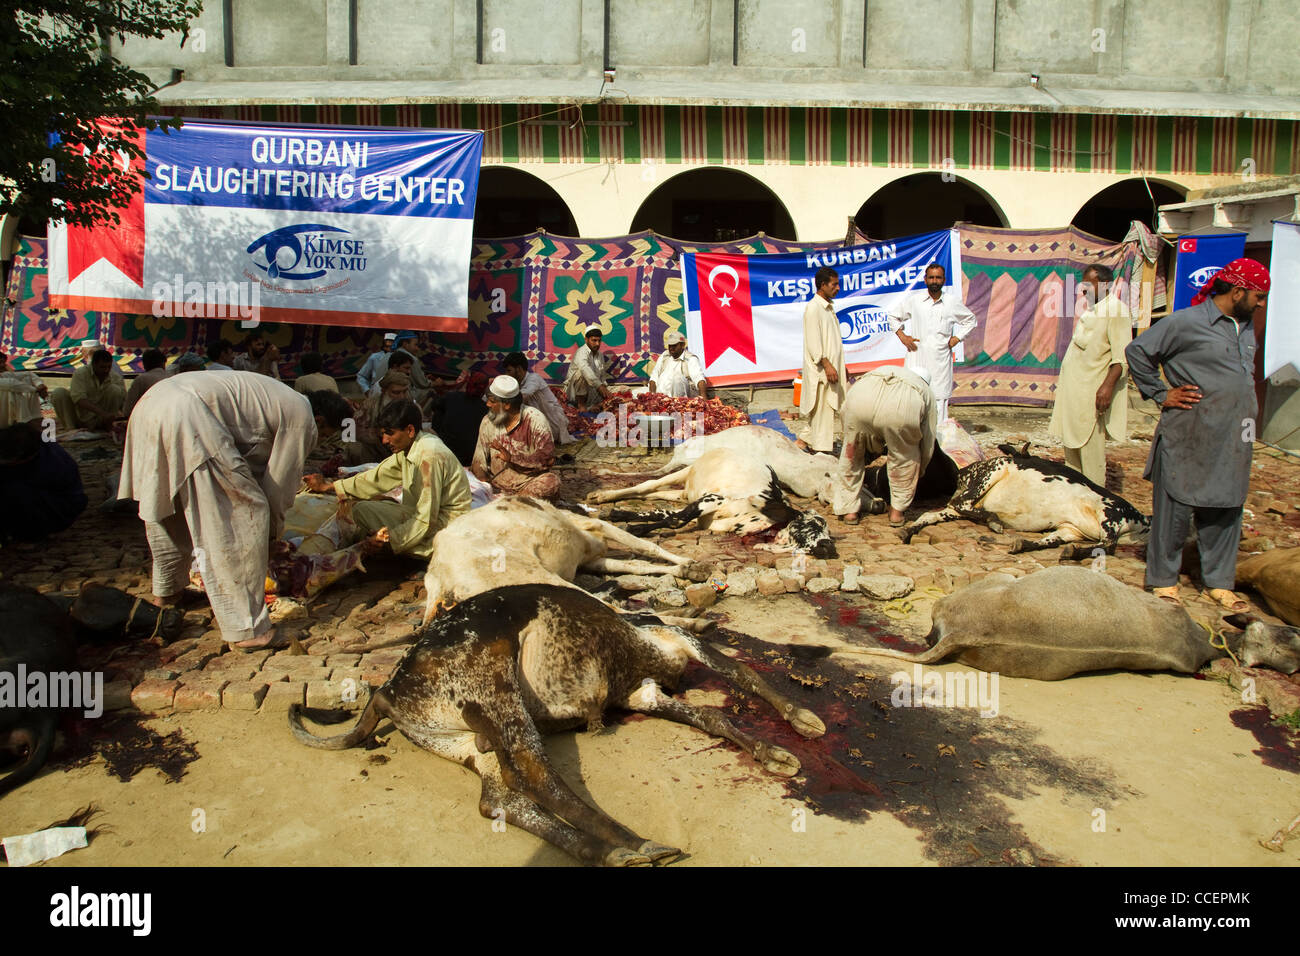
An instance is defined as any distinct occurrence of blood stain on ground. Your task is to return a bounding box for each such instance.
[1229,706,1300,774]
[54,714,200,784]
[657,597,1120,866]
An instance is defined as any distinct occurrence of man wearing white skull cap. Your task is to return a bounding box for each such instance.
[473,374,561,499]
[648,330,708,398]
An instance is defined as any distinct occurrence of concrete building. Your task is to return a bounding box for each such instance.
[97,0,1300,247]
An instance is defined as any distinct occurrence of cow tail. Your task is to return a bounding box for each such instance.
[0,713,57,797]
[287,695,386,751]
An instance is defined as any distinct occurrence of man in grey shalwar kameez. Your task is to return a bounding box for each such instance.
[1124,258,1270,610]
[119,372,349,648]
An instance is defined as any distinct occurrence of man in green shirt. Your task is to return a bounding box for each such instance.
[303,400,470,559]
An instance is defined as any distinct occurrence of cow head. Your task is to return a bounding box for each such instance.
[770,511,836,558]
[1224,615,1300,674]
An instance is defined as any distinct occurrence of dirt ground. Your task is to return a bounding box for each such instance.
[3,386,1299,867]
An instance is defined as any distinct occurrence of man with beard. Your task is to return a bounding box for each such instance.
[233,329,281,379]
[563,325,612,410]
[1125,258,1269,612]
[304,399,470,559]
[889,263,977,422]
[648,330,708,397]
[471,374,560,499]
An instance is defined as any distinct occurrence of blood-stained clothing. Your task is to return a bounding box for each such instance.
[119,371,317,644]
[472,405,560,499]
[519,371,574,443]
[332,430,471,558]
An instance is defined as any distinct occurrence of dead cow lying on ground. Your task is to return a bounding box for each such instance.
[422,496,701,626]
[847,566,1300,680]
[2,583,182,796]
[900,443,1148,557]
[290,583,826,865]
[589,448,836,557]
[599,423,958,514]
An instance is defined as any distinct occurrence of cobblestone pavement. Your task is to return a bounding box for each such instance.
[4,393,1298,725]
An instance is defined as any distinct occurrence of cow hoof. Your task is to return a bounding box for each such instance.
[865,499,888,516]
[760,745,801,777]
[606,847,654,867]
[788,707,826,739]
[1008,538,1027,554]
[638,841,682,863]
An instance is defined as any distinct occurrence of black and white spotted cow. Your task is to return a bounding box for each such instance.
[589,448,836,558]
[899,443,1149,557]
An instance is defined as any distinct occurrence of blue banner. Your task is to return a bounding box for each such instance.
[681,229,959,383]
[1172,233,1247,311]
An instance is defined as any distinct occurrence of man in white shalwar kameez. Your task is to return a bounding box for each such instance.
[503,351,573,443]
[1048,265,1131,487]
[798,268,847,454]
[648,331,708,397]
[889,263,977,422]
[832,365,937,526]
[563,326,612,410]
[119,372,349,649]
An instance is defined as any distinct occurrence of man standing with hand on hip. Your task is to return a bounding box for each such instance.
[889,262,977,421]
[1125,258,1269,612]
[1049,263,1131,486]
[798,267,847,454]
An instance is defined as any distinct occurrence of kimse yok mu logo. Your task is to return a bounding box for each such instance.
[837,302,892,346]
[246,223,368,281]
[1187,265,1222,289]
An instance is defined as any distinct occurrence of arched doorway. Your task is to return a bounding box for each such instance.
[855,173,1007,239]
[1071,179,1186,241]
[630,168,797,242]
[474,167,578,238]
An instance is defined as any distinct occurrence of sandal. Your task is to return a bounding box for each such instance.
[1149,585,1182,607]
[889,516,906,528]
[232,629,289,653]
[1205,589,1250,613]
[842,513,861,525]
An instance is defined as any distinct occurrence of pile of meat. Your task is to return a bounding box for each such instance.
[548,386,749,440]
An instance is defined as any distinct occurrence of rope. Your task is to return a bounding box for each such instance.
[127,596,167,641]
[1204,620,1240,668]
[877,586,946,619]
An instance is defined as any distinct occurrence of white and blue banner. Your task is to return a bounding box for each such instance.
[48,119,483,330]
[680,229,960,385]
[1266,220,1300,383]
[1171,232,1246,312]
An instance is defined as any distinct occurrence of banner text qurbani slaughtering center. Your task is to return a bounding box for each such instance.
[47,120,483,331]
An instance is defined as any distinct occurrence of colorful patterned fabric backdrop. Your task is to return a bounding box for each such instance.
[952,223,1159,407]
[1,231,869,379]
[4,224,1158,408]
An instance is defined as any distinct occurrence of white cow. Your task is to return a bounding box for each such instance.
[590,448,836,557]
[599,426,839,502]
[900,443,1149,556]
[601,424,959,514]
[423,497,697,625]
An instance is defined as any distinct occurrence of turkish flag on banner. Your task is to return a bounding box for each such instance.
[65,118,146,287]
[694,253,756,366]
[1178,238,1197,253]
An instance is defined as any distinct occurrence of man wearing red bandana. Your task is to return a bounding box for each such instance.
[1125,258,1270,611]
